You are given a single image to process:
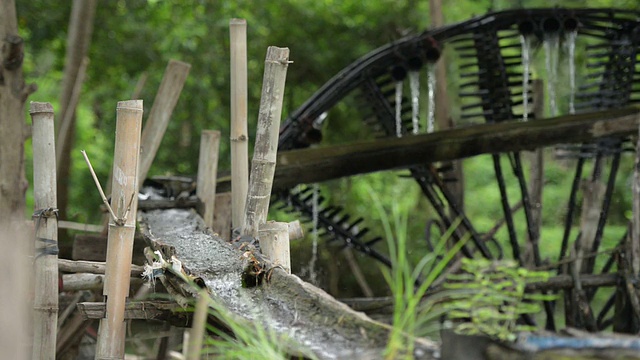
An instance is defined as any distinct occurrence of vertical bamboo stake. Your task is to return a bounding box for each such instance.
[30,102,58,360]
[196,130,221,228]
[138,60,191,188]
[186,291,210,360]
[96,100,143,360]
[242,46,290,238]
[259,222,291,273]
[230,19,249,230]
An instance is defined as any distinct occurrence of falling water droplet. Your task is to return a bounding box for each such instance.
[395,81,403,138]
[409,71,420,134]
[544,34,560,116]
[521,35,531,121]
[567,30,577,114]
[309,183,319,284]
[427,64,436,133]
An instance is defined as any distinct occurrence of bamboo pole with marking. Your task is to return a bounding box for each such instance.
[30,102,59,360]
[196,130,221,228]
[96,100,143,359]
[242,46,290,238]
[230,19,249,231]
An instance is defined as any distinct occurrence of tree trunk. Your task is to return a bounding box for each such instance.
[56,0,97,221]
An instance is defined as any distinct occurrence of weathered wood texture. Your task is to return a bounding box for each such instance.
[60,273,143,291]
[59,259,144,277]
[96,100,143,360]
[212,192,232,240]
[230,19,250,230]
[30,102,59,360]
[274,107,640,189]
[138,60,191,188]
[138,209,438,359]
[196,130,220,228]
[242,46,290,237]
[77,301,185,322]
[258,221,291,273]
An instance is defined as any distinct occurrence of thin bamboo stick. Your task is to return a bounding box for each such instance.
[230,18,249,230]
[632,121,640,274]
[527,79,544,262]
[186,291,210,360]
[196,130,221,228]
[30,101,59,360]
[258,222,291,273]
[138,60,191,188]
[96,100,143,360]
[242,46,290,237]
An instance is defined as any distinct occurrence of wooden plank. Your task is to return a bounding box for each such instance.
[212,192,232,241]
[273,107,640,190]
[77,301,184,321]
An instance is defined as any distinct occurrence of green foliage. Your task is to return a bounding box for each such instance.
[443,258,556,342]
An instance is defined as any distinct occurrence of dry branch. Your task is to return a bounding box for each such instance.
[242,46,290,237]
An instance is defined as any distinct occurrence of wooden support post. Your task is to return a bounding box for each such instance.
[186,291,209,360]
[213,192,232,241]
[138,60,191,188]
[196,130,221,228]
[230,19,250,230]
[288,220,304,241]
[242,46,290,237]
[96,100,143,360]
[30,102,59,360]
[259,222,291,273]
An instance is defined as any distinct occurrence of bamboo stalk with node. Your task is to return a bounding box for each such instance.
[259,222,291,273]
[95,100,143,360]
[230,18,249,231]
[186,290,210,360]
[30,102,59,360]
[196,130,221,228]
[242,46,291,238]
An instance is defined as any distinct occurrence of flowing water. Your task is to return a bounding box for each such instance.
[567,30,577,114]
[409,71,420,134]
[521,35,532,121]
[309,183,319,284]
[395,81,403,137]
[427,64,436,133]
[544,35,560,116]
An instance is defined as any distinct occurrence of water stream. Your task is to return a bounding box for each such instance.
[544,34,560,116]
[567,30,577,114]
[395,81,403,137]
[427,64,436,133]
[309,183,319,285]
[521,35,532,121]
[409,71,420,134]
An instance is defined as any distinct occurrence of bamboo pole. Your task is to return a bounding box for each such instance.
[96,100,143,359]
[230,18,249,230]
[632,122,640,275]
[138,60,191,188]
[242,46,290,237]
[186,291,210,360]
[58,259,144,276]
[30,102,59,360]
[196,130,221,228]
[258,222,291,273]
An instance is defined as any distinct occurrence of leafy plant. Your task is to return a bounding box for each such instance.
[367,185,468,359]
[443,258,556,342]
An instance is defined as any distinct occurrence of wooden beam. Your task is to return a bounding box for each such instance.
[273,107,640,189]
[77,301,184,321]
[59,259,144,277]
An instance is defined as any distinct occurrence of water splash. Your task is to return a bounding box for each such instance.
[409,71,420,134]
[521,35,531,121]
[567,31,577,114]
[309,183,319,284]
[544,34,560,116]
[427,64,436,133]
[395,81,403,137]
